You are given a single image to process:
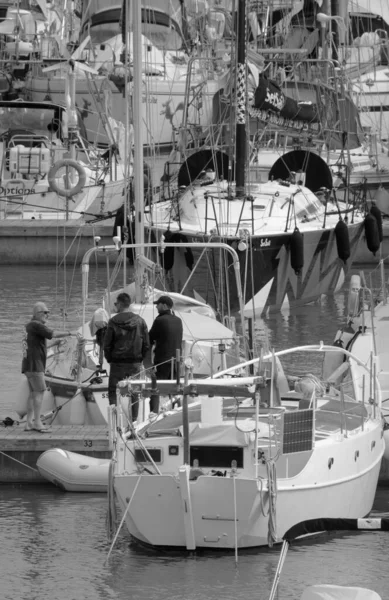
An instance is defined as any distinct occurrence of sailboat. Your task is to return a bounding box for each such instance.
[108,339,384,549]
[20,0,222,149]
[0,28,126,221]
[144,0,367,315]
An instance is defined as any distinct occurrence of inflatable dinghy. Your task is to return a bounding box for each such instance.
[37,448,109,492]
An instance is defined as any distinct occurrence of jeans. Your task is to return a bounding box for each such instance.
[150,361,177,413]
[108,362,141,420]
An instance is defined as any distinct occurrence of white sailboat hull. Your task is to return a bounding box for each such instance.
[114,422,383,549]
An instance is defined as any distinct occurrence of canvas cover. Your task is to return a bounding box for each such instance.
[185,423,249,447]
[301,585,381,600]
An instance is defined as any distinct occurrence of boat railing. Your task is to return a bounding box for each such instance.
[81,240,246,336]
[360,259,388,307]
[0,33,62,63]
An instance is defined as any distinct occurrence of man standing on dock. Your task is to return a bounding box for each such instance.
[22,302,74,432]
[103,293,150,422]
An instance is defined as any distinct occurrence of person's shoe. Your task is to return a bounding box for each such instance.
[33,426,52,433]
[148,412,158,421]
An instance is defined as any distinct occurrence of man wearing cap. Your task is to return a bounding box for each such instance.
[22,302,75,432]
[149,295,183,415]
[103,292,150,420]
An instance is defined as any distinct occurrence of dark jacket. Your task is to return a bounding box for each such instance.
[103,311,150,364]
[149,310,183,366]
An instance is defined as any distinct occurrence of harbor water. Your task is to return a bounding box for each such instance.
[0,263,388,600]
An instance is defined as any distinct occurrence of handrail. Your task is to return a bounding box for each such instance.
[213,343,381,409]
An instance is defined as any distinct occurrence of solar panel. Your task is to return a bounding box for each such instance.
[282,409,314,454]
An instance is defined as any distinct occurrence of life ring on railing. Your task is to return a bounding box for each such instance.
[48,159,87,198]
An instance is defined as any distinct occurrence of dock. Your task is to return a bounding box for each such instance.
[0,219,116,264]
[0,424,110,484]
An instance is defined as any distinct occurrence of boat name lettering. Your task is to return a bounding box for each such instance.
[0,186,36,195]
[260,238,271,247]
[142,96,157,103]
[265,88,285,111]
[249,107,320,134]
[84,440,93,447]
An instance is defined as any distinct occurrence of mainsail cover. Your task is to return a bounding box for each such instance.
[250,77,363,148]
[253,77,320,124]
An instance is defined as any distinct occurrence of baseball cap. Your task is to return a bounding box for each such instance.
[154,295,173,308]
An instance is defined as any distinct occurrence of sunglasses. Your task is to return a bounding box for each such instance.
[39,310,50,315]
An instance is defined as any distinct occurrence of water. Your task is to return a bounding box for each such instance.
[1,263,388,600]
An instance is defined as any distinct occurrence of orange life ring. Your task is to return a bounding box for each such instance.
[48,159,87,198]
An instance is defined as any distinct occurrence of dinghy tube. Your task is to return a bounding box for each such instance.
[37,448,109,492]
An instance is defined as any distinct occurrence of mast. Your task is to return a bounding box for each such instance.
[235,0,246,197]
[132,0,145,302]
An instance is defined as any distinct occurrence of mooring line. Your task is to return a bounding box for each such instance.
[0,451,39,473]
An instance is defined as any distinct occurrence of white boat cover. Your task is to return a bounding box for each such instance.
[95,300,234,341]
[185,423,249,447]
[300,585,382,600]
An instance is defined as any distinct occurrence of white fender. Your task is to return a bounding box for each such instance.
[14,374,30,417]
[48,159,87,198]
[348,274,361,318]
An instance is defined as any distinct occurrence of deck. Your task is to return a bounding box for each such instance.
[0,424,110,483]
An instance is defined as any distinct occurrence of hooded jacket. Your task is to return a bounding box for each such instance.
[103,311,150,364]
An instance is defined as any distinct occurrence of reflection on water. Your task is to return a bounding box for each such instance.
[1,485,389,600]
[0,264,388,600]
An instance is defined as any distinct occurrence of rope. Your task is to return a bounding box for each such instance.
[233,470,238,564]
[105,474,142,564]
[70,337,87,381]
[0,450,39,473]
[266,459,277,547]
[106,459,117,541]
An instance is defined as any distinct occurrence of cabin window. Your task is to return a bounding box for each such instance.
[190,446,244,469]
[134,448,162,464]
